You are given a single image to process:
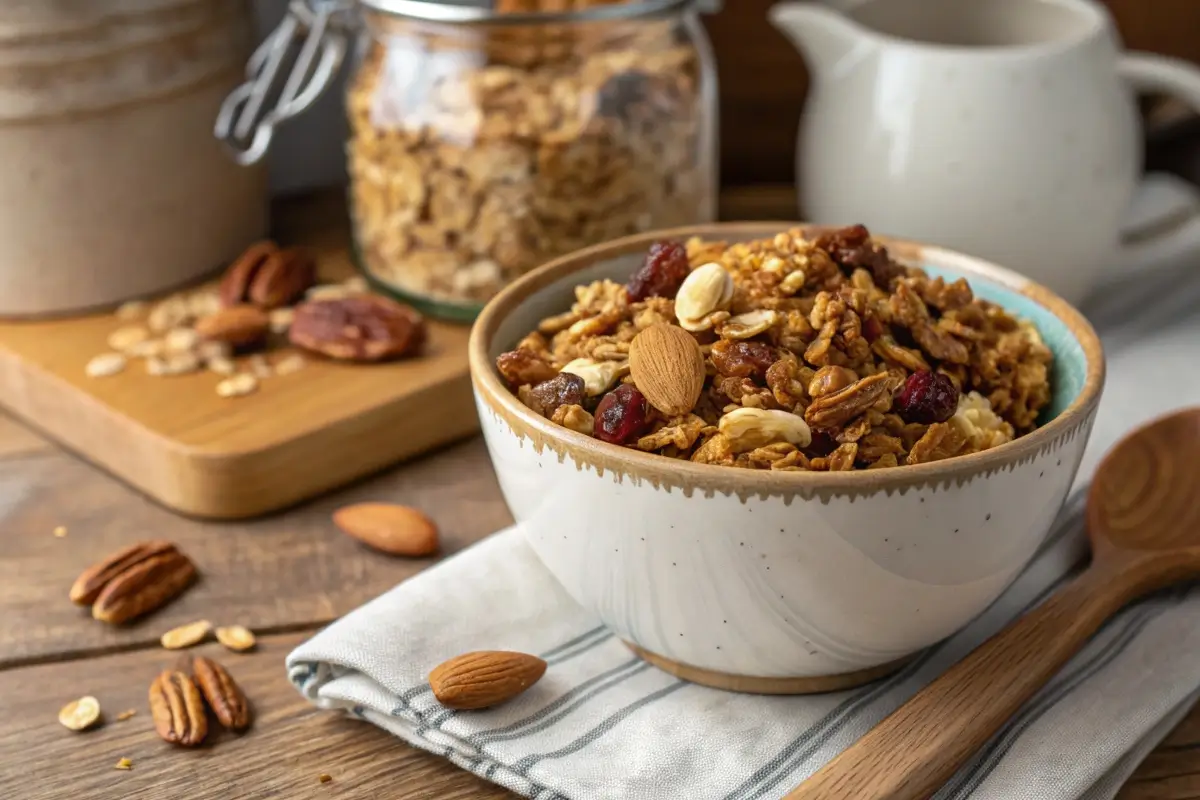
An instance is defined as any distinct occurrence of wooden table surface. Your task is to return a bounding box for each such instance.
[6,112,1200,796]
[3,392,1200,799]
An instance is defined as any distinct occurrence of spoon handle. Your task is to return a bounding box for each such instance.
[784,561,1135,800]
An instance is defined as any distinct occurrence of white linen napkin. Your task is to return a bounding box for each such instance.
[288,279,1200,800]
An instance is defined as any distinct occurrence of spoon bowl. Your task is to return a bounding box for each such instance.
[788,407,1200,800]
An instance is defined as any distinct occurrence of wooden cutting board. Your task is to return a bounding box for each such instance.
[0,194,479,520]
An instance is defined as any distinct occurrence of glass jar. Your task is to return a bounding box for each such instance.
[217,0,718,321]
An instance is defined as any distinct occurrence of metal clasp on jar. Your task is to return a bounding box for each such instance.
[214,0,355,166]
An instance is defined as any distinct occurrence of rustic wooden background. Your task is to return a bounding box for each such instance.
[704,0,1200,187]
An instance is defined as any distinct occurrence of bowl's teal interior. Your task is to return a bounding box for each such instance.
[921,264,1085,424]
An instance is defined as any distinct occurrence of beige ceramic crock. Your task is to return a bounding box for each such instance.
[469,224,1105,693]
[0,0,269,317]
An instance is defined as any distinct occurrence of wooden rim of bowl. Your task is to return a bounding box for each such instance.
[468,223,1105,501]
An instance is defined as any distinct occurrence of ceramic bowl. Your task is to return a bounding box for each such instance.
[468,224,1104,694]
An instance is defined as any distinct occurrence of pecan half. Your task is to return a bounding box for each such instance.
[92,550,197,624]
[149,670,208,746]
[248,248,316,310]
[289,295,426,362]
[70,540,178,606]
[192,656,251,732]
[219,241,279,308]
[804,372,894,431]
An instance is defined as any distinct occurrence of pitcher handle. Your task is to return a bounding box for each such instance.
[1111,53,1200,283]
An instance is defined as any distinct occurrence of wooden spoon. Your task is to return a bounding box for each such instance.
[786,407,1200,800]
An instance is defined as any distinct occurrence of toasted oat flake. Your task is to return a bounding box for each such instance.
[59,696,101,731]
[306,284,351,301]
[147,352,200,377]
[164,327,201,353]
[128,338,166,358]
[116,301,148,320]
[249,354,273,379]
[85,353,127,378]
[215,625,256,652]
[216,374,258,398]
[160,619,212,650]
[343,275,368,293]
[107,325,150,352]
[114,757,133,771]
[197,340,232,362]
[53,526,67,538]
[116,709,136,722]
[269,307,295,333]
[274,354,306,376]
[318,774,333,784]
[207,356,237,376]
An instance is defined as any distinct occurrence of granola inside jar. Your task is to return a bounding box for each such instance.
[345,1,718,320]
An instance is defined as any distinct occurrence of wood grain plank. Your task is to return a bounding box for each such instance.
[0,437,512,668]
[0,410,53,460]
[0,632,514,799]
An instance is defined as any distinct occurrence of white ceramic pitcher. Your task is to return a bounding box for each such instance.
[770,0,1200,306]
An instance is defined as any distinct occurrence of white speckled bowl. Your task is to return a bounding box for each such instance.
[468,224,1105,694]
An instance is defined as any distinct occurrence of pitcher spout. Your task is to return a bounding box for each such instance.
[768,2,864,74]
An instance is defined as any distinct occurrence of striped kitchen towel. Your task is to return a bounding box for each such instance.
[288,288,1200,799]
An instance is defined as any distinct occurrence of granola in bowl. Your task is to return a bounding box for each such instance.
[495,224,1054,471]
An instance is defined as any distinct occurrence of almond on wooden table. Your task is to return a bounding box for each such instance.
[149,670,208,747]
[333,503,439,557]
[429,651,547,710]
[192,655,252,731]
[628,323,706,417]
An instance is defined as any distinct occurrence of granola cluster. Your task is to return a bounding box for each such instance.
[496,225,1055,471]
[346,9,713,310]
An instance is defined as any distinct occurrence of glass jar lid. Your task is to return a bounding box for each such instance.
[356,0,705,25]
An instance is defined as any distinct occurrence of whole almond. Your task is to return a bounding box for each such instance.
[160,620,212,650]
[628,323,706,417]
[429,651,547,710]
[333,503,439,557]
[194,304,270,349]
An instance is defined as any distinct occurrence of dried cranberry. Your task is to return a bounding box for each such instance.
[526,373,585,419]
[897,370,959,424]
[807,430,839,457]
[814,224,903,286]
[593,384,652,444]
[710,339,777,381]
[625,240,690,302]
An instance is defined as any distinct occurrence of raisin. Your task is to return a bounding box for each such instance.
[897,370,959,424]
[526,373,585,419]
[710,340,777,381]
[593,384,652,445]
[496,349,557,387]
[813,224,903,287]
[625,240,690,302]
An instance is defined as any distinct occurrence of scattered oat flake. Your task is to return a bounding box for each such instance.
[53,526,67,538]
[114,757,133,771]
[274,353,306,376]
[164,327,201,353]
[269,307,295,333]
[249,354,273,379]
[85,353,126,378]
[216,373,258,398]
[343,275,368,293]
[58,696,101,731]
[107,325,150,352]
[116,709,136,721]
[116,301,148,319]
[208,356,237,376]
[318,774,332,784]
[216,625,257,652]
